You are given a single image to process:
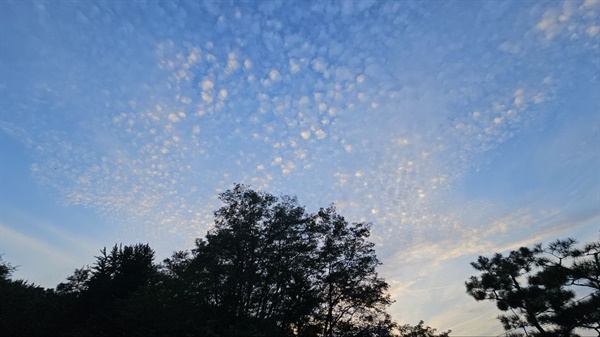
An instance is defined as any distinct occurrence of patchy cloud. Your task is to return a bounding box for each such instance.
[1,0,598,333]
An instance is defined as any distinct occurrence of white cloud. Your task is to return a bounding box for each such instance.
[201,92,213,103]
[298,96,310,105]
[537,9,561,39]
[535,1,599,41]
[290,59,300,73]
[300,130,311,139]
[587,25,599,36]
[226,53,239,73]
[201,79,214,91]
[314,129,326,139]
[269,69,280,81]
[219,89,228,100]
[311,58,327,73]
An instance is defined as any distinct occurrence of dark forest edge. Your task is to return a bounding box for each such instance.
[0,184,449,337]
[1,184,598,336]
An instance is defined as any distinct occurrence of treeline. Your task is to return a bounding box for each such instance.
[0,184,450,337]
[3,184,596,336]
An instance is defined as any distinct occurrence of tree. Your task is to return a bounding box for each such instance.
[465,238,600,337]
[56,243,159,336]
[1,184,455,336]
[0,256,16,282]
[312,206,393,337]
[397,320,451,337]
[186,184,319,336]
[0,257,62,336]
[56,266,91,296]
[180,184,395,336]
[533,239,599,335]
[89,243,157,300]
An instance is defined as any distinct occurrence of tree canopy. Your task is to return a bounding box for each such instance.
[465,238,600,337]
[0,184,448,336]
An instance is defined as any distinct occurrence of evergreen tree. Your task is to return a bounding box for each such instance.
[466,238,600,336]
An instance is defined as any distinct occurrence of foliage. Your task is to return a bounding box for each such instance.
[0,257,63,336]
[0,255,16,282]
[397,320,451,337]
[178,184,393,336]
[313,206,392,337]
[0,184,449,336]
[53,243,158,336]
[465,238,600,337]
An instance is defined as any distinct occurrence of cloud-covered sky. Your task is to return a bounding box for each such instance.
[1,1,598,334]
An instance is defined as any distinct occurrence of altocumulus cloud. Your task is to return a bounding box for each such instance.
[0,1,598,333]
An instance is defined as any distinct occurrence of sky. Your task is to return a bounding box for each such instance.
[0,0,598,335]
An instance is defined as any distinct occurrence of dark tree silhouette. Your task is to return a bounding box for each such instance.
[55,243,158,336]
[313,206,392,337]
[466,238,600,337]
[0,257,62,336]
[157,184,395,336]
[397,320,451,337]
[1,184,452,337]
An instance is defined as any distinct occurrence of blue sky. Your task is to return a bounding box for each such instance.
[1,0,598,335]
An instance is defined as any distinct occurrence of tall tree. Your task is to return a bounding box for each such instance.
[184,184,394,336]
[56,243,158,336]
[187,184,317,335]
[465,238,600,337]
[312,206,393,337]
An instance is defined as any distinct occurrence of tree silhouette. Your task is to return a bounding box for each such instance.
[0,257,62,336]
[1,184,453,336]
[56,243,158,336]
[397,320,451,337]
[160,184,395,336]
[313,206,392,337]
[466,238,600,336]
